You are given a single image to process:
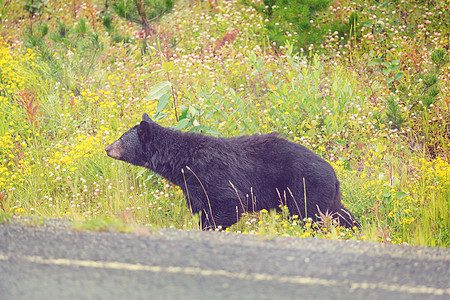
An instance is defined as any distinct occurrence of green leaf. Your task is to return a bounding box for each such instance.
[178,105,189,120]
[376,144,387,153]
[136,168,147,179]
[156,93,170,114]
[382,190,391,198]
[145,81,172,101]
[376,20,385,28]
[229,88,236,97]
[395,192,408,199]
[138,74,152,80]
[382,68,391,75]
[394,72,404,80]
[163,61,174,72]
[369,58,382,67]
[192,125,221,136]
[154,112,168,122]
[390,177,400,187]
[247,51,256,63]
[188,106,198,117]
[173,118,190,130]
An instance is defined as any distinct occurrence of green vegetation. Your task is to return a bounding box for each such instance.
[0,211,11,224]
[109,0,174,51]
[245,0,331,51]
[72,215,137,232]
[0,0,448,246]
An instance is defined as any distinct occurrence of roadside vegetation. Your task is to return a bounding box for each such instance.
[0,0,448,246]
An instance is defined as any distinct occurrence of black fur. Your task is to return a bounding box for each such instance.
[105,113,360,230]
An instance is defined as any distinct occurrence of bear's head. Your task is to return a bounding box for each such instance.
[105,113,154,168]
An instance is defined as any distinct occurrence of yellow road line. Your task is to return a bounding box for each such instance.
[0,254,448,296]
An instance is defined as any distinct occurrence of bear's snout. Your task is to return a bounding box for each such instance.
[105,140,124,160]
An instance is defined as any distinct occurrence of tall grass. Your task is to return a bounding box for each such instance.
[0,0,448,246]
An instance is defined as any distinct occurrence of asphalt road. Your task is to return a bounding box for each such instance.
[0,220,449,300]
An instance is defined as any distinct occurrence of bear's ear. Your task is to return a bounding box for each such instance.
[137,120,151,143]
[142,113,153,123]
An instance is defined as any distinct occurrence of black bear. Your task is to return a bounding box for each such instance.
[105,113,360,230]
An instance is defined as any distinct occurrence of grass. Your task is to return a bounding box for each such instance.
[0,0,448,246]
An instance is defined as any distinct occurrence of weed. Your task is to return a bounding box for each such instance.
[72,215,134,232]
[0,0,448,246]
[16,90,43,129]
